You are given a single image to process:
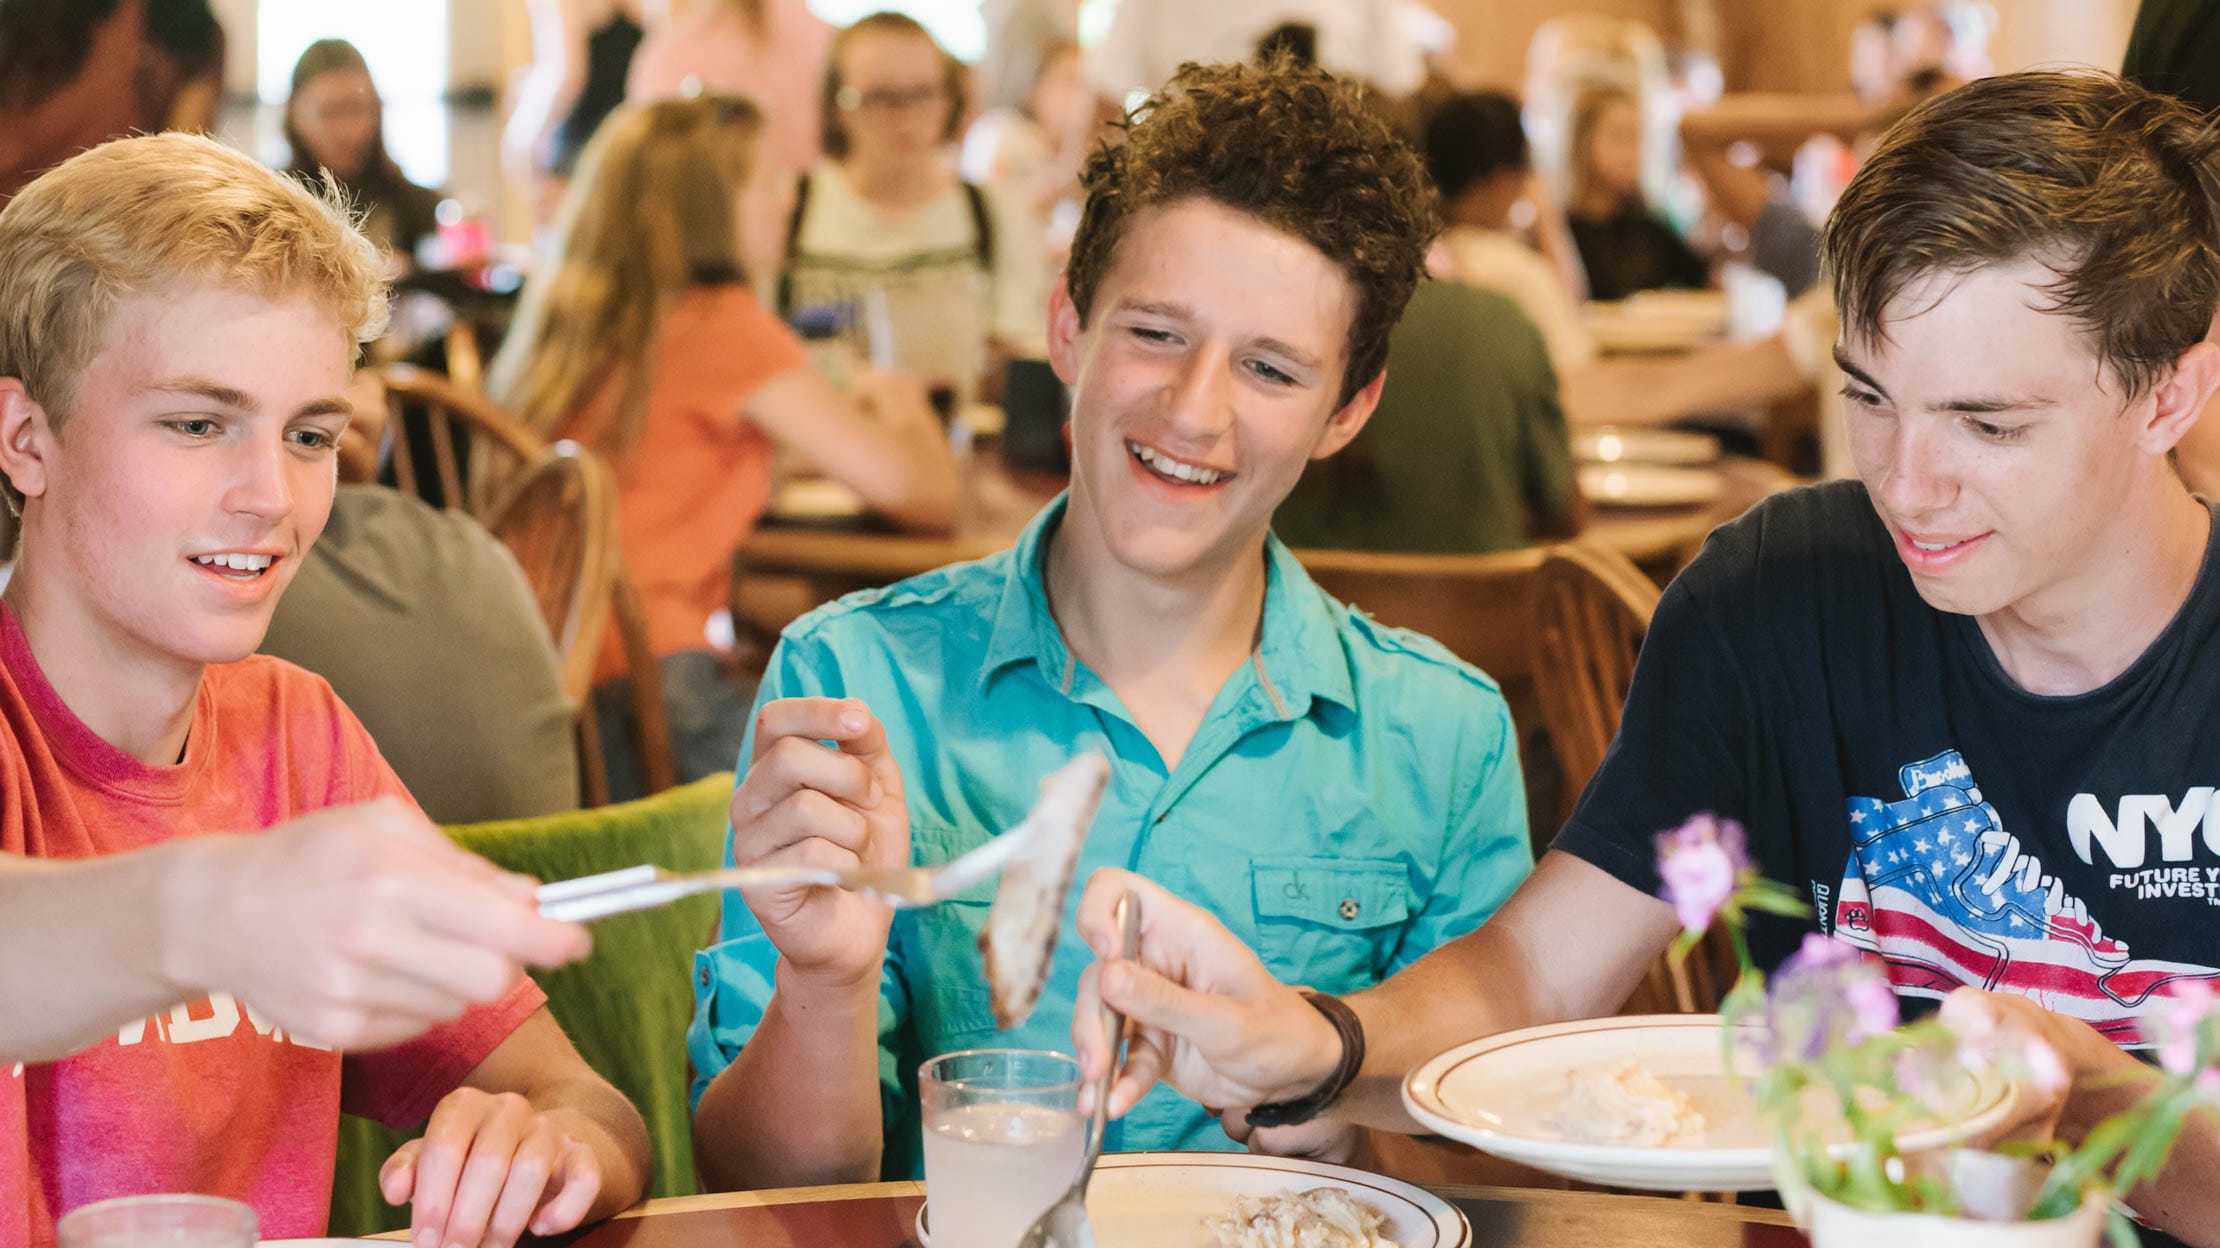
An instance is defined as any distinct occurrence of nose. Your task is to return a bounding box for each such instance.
[1874,416,1956,521]
[221,437,294,524]
[1159,342,1236,441]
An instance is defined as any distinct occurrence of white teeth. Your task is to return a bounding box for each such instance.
[1128,442,1226,485]
[192,554,274,573]
[1912,540,1956,552]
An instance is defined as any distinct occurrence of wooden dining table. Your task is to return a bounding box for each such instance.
[552,1179,1806,1248]
[739,450,1795,602]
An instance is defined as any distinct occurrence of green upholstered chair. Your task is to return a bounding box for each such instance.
[327,773,734,1235]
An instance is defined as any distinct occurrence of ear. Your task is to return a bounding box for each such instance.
[1307,368,1387,462]
[1046,274,1084,387]
[0,379,54,507]
[2142,339,2220,456]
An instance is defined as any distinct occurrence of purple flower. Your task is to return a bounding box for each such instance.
[2153,981,2216,1079]
[1761,934,1899,1063]
[1655,814,1750,933]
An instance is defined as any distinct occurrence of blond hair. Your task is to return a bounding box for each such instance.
[488,95,763,458]
[0,132,388,511]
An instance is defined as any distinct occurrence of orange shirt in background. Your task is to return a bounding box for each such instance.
[559,285,809,684]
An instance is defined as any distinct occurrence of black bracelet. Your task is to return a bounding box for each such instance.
[1244,991,1366,1128]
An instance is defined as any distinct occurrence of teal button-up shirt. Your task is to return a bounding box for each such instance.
[687,497,1532,1177]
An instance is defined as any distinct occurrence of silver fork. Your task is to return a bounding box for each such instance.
[536,836,1020,922]
[1015,889,1141,1248]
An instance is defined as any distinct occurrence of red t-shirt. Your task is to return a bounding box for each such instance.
[0,603,546,1243]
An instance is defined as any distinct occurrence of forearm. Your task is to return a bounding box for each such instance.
[0,845,208,1063]
[1335,928,1571,1130]
[2062,1059,2220,1246]
[521,1071,652,1221]
[692,964,887,1190]
[1563,337,1807,429]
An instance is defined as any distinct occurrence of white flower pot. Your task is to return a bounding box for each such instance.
[1801,1189,2110,1248]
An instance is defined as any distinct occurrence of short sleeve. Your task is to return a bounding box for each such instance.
[685,627,914,1132]
[1549,555,1761,893]
[341,981,549,1127]
[665,287,811,428]
[1390,693,1533,972]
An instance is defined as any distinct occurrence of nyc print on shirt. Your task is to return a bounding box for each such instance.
[1836,749,2220,1045]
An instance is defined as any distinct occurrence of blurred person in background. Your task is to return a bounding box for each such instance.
[1427,91,1592,376]
[1272,276,1579,554]
[960,37,1092,270]
[980,0,1081,111]
[1564,83,1709,301]
[625,0,832,178]
[260,372,582,824]
[504,0,647,217]
[0,0,222,202]
[784,12,1047,405]
[285,39,443,273]
[489,95,958,797]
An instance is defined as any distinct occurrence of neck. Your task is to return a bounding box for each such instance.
[1043,499,1270,767]
[2,564,201,765]
[1975,485,2211,696]
[842,156,948,210]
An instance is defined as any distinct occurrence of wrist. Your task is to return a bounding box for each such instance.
[774,954,884,1009]
[1249,991,1366,1127]
[148,835,237,1000]
[1281,994,1346,1101]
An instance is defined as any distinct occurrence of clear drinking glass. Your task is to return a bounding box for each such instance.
[56,1195,258,1248]
[920,1048,1085,1248]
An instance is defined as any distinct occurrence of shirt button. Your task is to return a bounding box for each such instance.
[1339,898,1360,921]
[698,966,711,987]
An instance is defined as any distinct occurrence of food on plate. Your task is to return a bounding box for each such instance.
[1204,1186,1402,1248]
[1541,1060,1706,1147]
[978,752,1111,1027]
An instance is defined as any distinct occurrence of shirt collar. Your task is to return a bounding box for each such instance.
[976,496,1357,717]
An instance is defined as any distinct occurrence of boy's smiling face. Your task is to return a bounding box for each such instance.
[2,284,354,669]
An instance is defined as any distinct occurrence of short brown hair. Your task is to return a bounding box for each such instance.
[1064,59,1437,407]
[820,12,966,161]
[1824,70,2220,400]
[0,132,387,513]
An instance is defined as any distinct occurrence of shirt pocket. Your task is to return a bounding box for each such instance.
[1248,856,1413,995]
[901,822,1001,1049]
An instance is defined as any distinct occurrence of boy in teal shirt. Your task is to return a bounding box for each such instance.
[687,59,1534,1189]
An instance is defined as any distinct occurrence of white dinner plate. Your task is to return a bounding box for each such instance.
[1402,1014,2017,1192]
[917,1150,1470,1247]
[1578,463,1726,508]
[258,1240,387,1246]
[1573,427,1723,467]
[1583,292,1731,354]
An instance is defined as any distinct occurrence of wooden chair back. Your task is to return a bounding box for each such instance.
[481,442,621,708]
[1528,542,1737,1018]
[374,363,547,515]
[1529,542,1662,826]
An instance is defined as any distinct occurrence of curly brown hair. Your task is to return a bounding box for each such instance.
[1064,58,1438,407]
[1825,70,2220,400]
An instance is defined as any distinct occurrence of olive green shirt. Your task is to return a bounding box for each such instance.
[1274,279,1574,554]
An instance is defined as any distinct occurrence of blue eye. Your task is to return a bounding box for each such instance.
[289,429,335,450]
[167,418,217,438]
[1249,360,1297,386]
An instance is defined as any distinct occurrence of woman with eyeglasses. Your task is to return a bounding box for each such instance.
[782,12,1047,408]
[283,38,442,271]
[488,94,959,797]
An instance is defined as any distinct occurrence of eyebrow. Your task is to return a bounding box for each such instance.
[1117,299,1324,373]
[1829,347,2048,414]
[143,376,353,420]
